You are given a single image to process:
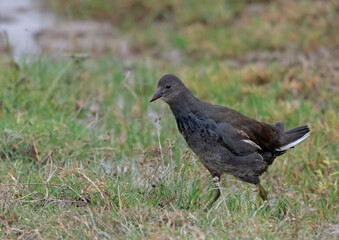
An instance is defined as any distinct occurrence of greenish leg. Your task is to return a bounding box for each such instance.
[257,183,268,202]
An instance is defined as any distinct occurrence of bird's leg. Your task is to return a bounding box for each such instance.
[257,183,268,202]
[210,174,221,205]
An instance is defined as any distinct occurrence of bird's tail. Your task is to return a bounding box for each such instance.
[275,125,310,151]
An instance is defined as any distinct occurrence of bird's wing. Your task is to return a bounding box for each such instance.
[215,121,262,155]
[210,115,270,176]
[187,112,268,176]
[189,112,262,155]
[203,105,280,151]
[197,114,268,176]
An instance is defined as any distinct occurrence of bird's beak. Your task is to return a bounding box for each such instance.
[150,86,162,102]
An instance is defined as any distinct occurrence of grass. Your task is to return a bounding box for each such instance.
[1,0,339,239]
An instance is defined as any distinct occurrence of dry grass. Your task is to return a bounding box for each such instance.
[0,56,338,239]
[0,0,338,239]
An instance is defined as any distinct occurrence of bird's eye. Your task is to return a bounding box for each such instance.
[166,84,171,89]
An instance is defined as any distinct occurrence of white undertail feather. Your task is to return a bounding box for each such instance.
[276,132,310,151]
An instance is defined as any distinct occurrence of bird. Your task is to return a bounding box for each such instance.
[150,74,310,205]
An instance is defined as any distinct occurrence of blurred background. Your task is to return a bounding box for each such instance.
[1,0,339,65]
[0,0,338,239]
[1,0,339,107]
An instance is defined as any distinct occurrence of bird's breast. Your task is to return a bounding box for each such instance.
[175,114,236,174]
[176,115,229,154]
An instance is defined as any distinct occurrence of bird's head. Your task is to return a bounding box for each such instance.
[150,74,187,103]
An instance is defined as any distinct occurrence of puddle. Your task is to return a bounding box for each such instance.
[0,0,53,60]
[0,0,134,62]
[0,0,179,67]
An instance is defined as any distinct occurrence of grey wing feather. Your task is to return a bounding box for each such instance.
[213,120,268,177]
[186,113,268,178]
[215,122,262,155]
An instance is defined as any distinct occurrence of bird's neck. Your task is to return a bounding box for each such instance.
[167,90,201,118]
